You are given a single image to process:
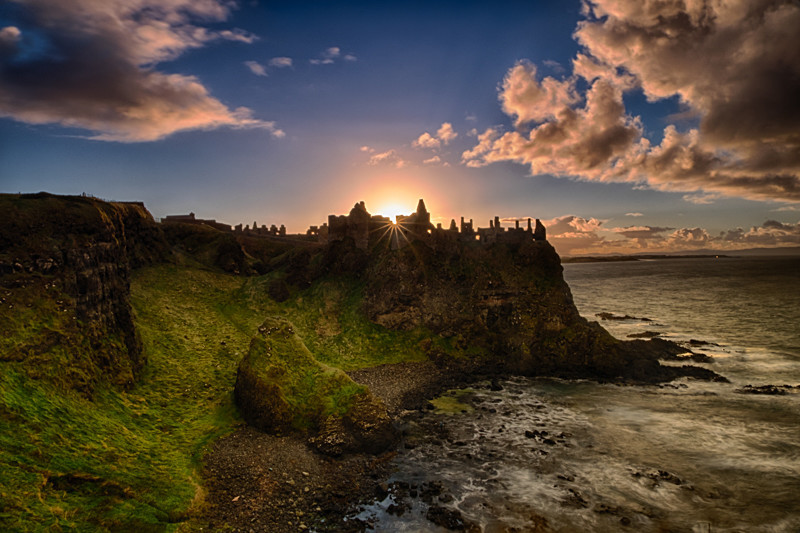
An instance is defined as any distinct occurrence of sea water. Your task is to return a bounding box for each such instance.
[353,256,800,532]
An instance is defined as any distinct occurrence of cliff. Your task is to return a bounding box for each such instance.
[351,235,720,383]
[0,192,169,393]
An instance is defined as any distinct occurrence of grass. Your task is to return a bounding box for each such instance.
[0,264,277,531]
[275,276,430,370]
[236,317,369,432]
[0,262,435,530]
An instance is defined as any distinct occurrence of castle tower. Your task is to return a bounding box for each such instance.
[415,198,431,227]
[534,219,546,241]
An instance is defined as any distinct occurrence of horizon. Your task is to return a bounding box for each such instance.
[2,0,799,256]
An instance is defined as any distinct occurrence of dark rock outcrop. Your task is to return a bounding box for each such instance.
[354,237,720,383]
[0,193,169,392]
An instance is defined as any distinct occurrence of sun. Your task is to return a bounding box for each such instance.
[373,202,409,223]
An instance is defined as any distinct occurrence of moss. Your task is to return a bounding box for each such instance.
[235,316,396,454]
[235,317,367,432]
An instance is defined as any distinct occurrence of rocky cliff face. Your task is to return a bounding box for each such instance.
[357,237,718,382]
[0,193,169,393]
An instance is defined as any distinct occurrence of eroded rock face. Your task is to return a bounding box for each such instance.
[357,238,714,382]
[0,193,169,392]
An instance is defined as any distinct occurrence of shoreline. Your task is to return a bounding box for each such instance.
[199,361,467,531]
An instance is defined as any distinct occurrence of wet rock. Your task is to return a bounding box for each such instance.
[627,331,662,338]
[688,339,720,347]
[735,384,800,395]
[561,488,589,509]
[596,312,652,322]
[426,504,473,531]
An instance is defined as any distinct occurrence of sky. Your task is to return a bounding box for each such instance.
[1,0,800,255]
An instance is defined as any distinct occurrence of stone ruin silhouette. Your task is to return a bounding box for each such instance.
[323,198,546,250]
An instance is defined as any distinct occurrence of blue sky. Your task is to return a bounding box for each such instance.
[1,0,799,254]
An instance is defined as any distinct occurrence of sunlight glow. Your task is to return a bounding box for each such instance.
[374,202,409,223]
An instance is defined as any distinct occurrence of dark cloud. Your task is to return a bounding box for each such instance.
[464,0,800,203]
[0,0,281,142]
[614,226,673,240]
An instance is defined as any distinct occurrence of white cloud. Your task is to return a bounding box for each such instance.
[269,56,292,68]
[368,149,406,168]
[413,132,440,149]
[244,60,267,76]
[436,122,457,144]
[682,192,722,205]
[0,26,21,46]
[413,122,458,150]
[625,212,643,217]
[423,156,442,165]
[310,46,354,65]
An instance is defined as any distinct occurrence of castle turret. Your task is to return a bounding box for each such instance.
[534,219,546,241]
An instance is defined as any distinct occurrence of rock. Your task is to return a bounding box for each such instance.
[626,331,661,338]
[596,312,652,322]
[235,317,397,455]
[426,504,472,531]
[735,384,799,395]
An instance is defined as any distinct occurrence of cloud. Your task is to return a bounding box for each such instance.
[721,220,800,246]
[423,156,442,165]
[540,215,608,255]
[542,59,565,73]
[412,122,458,150]
[436,122,457,144]
[310,46,355,65]
[0,26,21,46]
[499,61,578,126]
[614,226,673,240]
[269,56,293,68]
[625,212,643,217]
[244,60,267,76]
[463,78,642,180]
[463,0,800,203]
[368,149,406,168]
[682,192,722,205]
[665,227,712,248]
[774,206,799,212]
[0,0,281,142]
[413,132,440,149]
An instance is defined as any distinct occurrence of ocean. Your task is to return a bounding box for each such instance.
[352,256,800,532]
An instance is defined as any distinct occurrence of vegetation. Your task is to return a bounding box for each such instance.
[0,256,440,530]
[234,316,368,432]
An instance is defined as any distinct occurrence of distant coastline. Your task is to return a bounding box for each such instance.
[563,246,800,263]
[562,254,729,263]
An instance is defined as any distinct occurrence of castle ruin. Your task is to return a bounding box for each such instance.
[325,198,546,250]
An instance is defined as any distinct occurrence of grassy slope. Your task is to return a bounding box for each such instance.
[0,262,431,530]
[0,264,276,531]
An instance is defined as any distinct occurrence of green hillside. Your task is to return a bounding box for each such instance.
[0,261,430,531]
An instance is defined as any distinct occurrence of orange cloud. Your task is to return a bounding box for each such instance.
[463,0,800,203]
[0,0,280,142]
